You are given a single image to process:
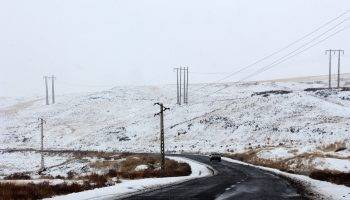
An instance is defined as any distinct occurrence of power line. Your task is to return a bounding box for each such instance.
[57,82,115,88]
[210,25,350,95]
[191,10,350,93]
[190,72,230,75]
[242,26,350,81]
[164,23,349,130]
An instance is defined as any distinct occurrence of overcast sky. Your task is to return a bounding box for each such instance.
[0,0,349,97]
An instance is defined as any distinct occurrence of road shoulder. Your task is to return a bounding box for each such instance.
[223,157,350,200]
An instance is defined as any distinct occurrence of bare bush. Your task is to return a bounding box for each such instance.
[0,182,91,200]
[4,173,31,180]
[310,171,350,187]
[82,173,108,187]
[117,155,191,179]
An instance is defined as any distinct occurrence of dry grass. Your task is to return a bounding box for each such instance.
[0,182,91,200]
[89,160,119,169]
[118,155,191,179]
[226,150,350,186]
[0,153,190,199]
[310,171,350,187]
[0,173,116,199]
[225,152,292,173]
[318,141,347,152]
[82,173,108,187]
[120,155,158,172]
[4,173,31,180]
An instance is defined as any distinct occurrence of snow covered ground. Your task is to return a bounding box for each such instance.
[223,157,350,200]
[0,151,125,179]
[1,75,350,174]
[47,156,212,200]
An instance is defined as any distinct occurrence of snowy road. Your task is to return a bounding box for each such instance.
[123,155,307,200]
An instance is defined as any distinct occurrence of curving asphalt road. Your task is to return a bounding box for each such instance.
[122,155,307,200]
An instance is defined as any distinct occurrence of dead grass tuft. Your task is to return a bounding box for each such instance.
[319,141,347,152]
[90,160,119,169]
[4,173,31,180]
[0,182,91,200]
[118,155,191,179]
[226,151,350,186]
[82,173,108,187]
[310,170,350,187]
[224,152,292,173]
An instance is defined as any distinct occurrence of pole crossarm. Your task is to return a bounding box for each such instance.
[154,103,170,117]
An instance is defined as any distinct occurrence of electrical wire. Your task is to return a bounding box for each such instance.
[190,10,350,93]
[211,25,350,95]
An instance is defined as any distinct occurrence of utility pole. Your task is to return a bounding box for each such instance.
[336,50,345,88]
[44,76,49,105]
[51,75,56,104]
[174,68,180,104]
[38,118,46,172]
[154,103,170,172]
[186,67,189,104]
[174,67,189,104]
[183,67,186,104]
[179,68,182,105]
[325,50,344,89]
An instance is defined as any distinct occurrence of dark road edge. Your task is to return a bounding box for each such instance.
[221,157,313,200]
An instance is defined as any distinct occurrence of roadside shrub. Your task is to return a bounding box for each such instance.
[4,173,31,180]
[120,155,158,172]
[118,157,191,179]
[40,175,54,179]
[0,182,90,200]
[83,173,108,187]
[67,171,76,179]
[107,169,118,177]
[310,171,350,187]
[54,175,65,179]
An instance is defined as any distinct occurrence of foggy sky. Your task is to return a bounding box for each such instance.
[0,0,349,97]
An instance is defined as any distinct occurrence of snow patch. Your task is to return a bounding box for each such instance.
[134,165,148,172]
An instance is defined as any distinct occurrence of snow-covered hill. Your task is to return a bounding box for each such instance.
[1,76,350,173]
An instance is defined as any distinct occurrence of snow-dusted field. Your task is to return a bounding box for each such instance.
[1,75,350,174]
[0,151,70,178]
[0,151,126,180]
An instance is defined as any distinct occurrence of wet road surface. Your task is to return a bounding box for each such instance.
[122,155,306,200]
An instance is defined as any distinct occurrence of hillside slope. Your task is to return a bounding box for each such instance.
[1,77,350,173]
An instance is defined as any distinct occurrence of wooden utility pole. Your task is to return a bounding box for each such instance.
[186,67,189,104]
[183,67,186,104]
[325,50,344,89]
[336,50,345,88]
[44,76,49,105]
[38,118,46,172]
[174,67,189,104]
[174,68,180,104]
[154,103,170,172]
[325,50,333,89]
[51,75,56,104]
[179,68,182,105]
